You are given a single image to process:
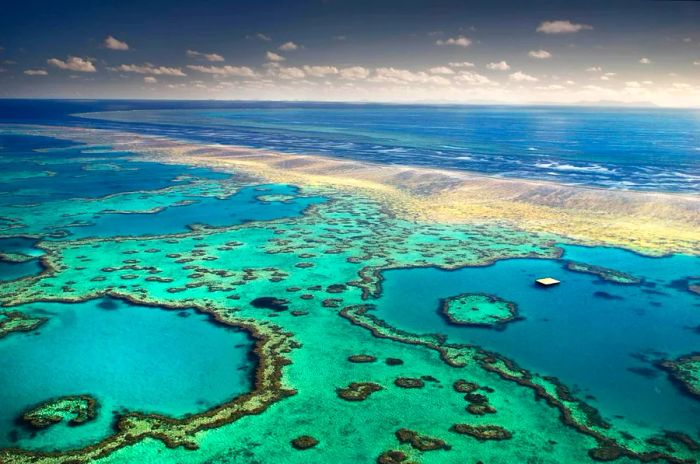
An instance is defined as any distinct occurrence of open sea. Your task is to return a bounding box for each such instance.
[1,99,699,192]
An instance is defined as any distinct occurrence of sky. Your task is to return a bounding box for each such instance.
[1,0,700,106]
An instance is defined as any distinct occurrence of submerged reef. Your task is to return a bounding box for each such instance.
[450,424,512,441]
[347,354,377,363]
[439,292,518,328]
[565,261,642,285]
[291,435,319,450]
[393,377,425,389]
[21,395,97,429]
[0,310,46,338]
[395,428,450,451]
[377,450,411,464]
[336,382,383,401]
[658,353,700,399]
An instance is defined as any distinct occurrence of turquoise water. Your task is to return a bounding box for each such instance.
[0,298,254,451]
[54,184,326,240]
[0,236,45,283]
[0,133,326,241]
[373,244,700,434]
[0,259,44,283]
[0,133,228,208]
[0,105,698,461]
[0,237,44,257]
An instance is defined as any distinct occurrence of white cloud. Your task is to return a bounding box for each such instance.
[509,71,538,82]
[429,66,454,75]
[187,50,224,62]
[110,63,186,76]
[448,61,475,68]
[24,69,48,76]
[302,65,338,77]
[276,66,305,79]
[47,56,96,72]
[144,76,157,84]
[372,67,451,85]
[586,66,602,72]
[639,57,651,64]
[279,41,299,51]
[187,65,255,77]
[583,84,607,92]
[256,33,272,41]
[683,37,692,43]
[487,61,510,71]
[104,35,129,51]
[694,61,700,66]
[428,75,451,86]
[672,83,692,90]
[528,49,552,59]
[339,66,370,80]
[266,51,285,62]
[435,36,471,47]
[535,84,565,90]
[600,72,616,81]
[454,71,493,85]
[625,81,642,88]
[536,20,592,34]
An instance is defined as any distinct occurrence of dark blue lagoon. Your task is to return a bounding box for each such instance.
[371,244,700,434]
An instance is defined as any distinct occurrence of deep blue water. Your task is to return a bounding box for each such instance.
[0,259,44,283]
[373,244,700,435]
[0,237,45,283]
[1,100,699,192]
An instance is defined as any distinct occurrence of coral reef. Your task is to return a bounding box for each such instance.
[449,424,512,441]
[0,310,47,338]
[336,382,383,401]
[291,435,319,450]
[658,353,700,399]
[439,293,518,328]
[565,261,642,285]
[395,428,450,451]
[21,395,98,429]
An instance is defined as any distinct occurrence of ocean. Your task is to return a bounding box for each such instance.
[1,99,699,192]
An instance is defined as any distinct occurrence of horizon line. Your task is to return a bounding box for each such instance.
[1,97,695,110]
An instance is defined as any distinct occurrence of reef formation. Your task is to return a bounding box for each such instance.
[0,125,698,464]
[658,353,700,399]
[20,395,98,429]
[439,292,518,328]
